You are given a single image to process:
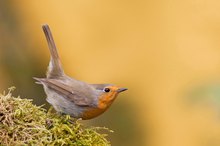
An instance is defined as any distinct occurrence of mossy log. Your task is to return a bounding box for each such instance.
[0,87,111,146]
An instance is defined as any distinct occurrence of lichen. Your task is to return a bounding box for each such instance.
[0,87,111,146]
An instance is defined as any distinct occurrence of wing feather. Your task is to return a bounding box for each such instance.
[34,77,95,106]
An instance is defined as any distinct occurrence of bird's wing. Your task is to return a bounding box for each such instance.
[34,77,95,107]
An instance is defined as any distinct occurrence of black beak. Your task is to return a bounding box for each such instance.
[117,88,128,93]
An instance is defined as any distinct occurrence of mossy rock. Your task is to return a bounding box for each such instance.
[0,87,111,146]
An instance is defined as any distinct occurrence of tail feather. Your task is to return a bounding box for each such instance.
[42,24,64,78]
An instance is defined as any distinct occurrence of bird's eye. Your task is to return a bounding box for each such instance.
[104,88,110,92]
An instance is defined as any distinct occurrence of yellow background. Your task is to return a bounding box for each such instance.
[1,1,220,146]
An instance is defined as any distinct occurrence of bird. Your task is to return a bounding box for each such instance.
[34,24,127,120]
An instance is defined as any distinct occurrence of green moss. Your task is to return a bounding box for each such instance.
[0,87,111,146]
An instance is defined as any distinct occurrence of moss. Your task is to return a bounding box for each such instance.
[0,87,112,146]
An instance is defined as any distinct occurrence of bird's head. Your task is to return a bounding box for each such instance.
[92,84,127,109]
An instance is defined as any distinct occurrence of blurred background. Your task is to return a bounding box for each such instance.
[1,1,220,146]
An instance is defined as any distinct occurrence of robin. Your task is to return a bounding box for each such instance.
[34,24,127,120]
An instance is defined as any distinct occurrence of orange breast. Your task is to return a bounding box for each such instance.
[82,92,118,119]
[82,95,115,119]
[82,107,107,120]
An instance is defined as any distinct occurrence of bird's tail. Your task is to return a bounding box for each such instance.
[42,24,64,78]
